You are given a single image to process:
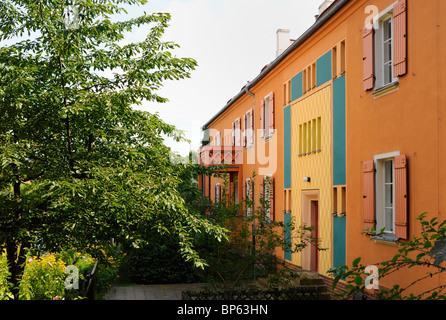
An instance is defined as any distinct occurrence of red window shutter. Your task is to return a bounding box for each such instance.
[242,114,247,147]
[250,109,254,144]
[393,0,407,77]
[236,118,241,146]
[363,160,375,231]
[395,154,408,239]
[363,26,374,91]
[260,99,265,138]
[269,92,275,130]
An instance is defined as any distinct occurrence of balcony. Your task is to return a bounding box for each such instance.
[199,145,244,167]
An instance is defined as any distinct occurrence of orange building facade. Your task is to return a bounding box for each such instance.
[199,0,446,297]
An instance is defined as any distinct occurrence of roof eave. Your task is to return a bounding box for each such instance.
[203,0,351,129]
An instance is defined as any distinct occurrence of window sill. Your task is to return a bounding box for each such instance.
[371,234,400,246]
[372,81,399,99]
[298,150,322,157]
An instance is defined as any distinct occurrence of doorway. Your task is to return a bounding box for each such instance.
[301,190,319,272]
[310,200,319,272]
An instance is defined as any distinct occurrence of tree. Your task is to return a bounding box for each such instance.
[329,213,446,300]
[192,174,323,298]
[0,0,226,298]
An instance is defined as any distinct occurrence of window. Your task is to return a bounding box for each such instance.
[298,117,321,156]
[363,0,407,92]
[232,118,241,146]
[332,40,346,79]
[332,186,347,217]
[215,183,221,203]
[262,175,275,221]
[260,93,275,139]
[375,155,396,236]
[283,80,291,106]
[362,152,408,240]
[245,178,252,217]
[375,12,396,89]
[303,63,316,93]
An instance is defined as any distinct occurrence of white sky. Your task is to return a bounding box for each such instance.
[126,1,325,156]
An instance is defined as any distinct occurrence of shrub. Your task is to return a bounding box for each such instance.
[19,253,67,300]
[0,252,13,300]
[120,241,205,284]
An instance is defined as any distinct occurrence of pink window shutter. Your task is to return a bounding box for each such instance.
[260,99,265,138]
[231,121,235,146]
[250,109,254,144]
[395,154,408,239]
[242,114,247,147]
[363,26,374,91]
[363,160,375,231]
[393,0,407,77]
[269,92,275,130]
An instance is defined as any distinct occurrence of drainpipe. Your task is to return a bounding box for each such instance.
[244,85,256,282]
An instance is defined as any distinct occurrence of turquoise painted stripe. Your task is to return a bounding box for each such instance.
[284,212,292,261]
[316,51,332,87]
[291,72,303,101]
[283,105,291,189]
[333,75,346,186]
[333,217,346,268]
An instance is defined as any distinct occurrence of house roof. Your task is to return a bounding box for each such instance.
[203,0,350,129]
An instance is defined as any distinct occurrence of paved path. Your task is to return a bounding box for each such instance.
[104,283,207,300]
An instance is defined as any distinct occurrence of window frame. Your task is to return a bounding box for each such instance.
[245,178,252,217]
[373,3,399,90]
[374,151,400,240]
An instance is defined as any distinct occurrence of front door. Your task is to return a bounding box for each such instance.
[310,200,319,272]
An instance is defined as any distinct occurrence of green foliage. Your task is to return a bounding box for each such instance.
[329,212,446,300]
[192,174,323,294]
[0,0,227,296]
[119,239,206,285]
[19,253,67,300]
[0,252,13,300]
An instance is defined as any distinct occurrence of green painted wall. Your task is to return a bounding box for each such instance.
[333,217,346,268]
[333,75,346,186]
[283,105,291,189]
[316,51,332,87]
[291,72,303,101]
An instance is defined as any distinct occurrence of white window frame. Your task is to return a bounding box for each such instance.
[215,183,221,203]
[246,178,252,217]
[374,151,399,238]
[264,174,273,221]
[373,2,399,90]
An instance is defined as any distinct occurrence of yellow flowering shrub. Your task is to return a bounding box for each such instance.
[20,253,67,300]
[0,251,13,300]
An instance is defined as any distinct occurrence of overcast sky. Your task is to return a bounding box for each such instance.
[125,0,324,156]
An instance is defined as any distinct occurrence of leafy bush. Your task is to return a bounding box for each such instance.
[19,253,67,300]
[120,241,205,285]
[329,212,446,300]
[0,252,13,300]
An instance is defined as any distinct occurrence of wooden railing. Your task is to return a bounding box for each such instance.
[199,146,244,166]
